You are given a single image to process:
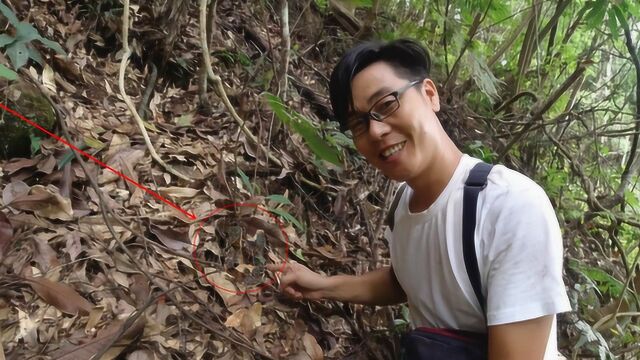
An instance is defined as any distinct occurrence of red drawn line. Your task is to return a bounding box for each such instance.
[0,102,197,220]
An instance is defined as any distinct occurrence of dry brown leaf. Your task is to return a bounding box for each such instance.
[85,306,104,334]
[2,180,30,205]
[0,211,14,259]
[37,154,57,174]
[26,276,93,315]
[157,186,199,199]
[129,274,150,306]
[34,235,60,275]
[302,333,324,360]
[224,308,247,328]
[64,232,83,262]
[17,308,38,347]
[50,318,145,360]
[127,349,155,360]
[204,270,242,307]
[224,303,262,338]
[42,64,57,93]
[9,185,73,220]
[98,148,145,184]
[149,224,190,250]
[3,158,38,174]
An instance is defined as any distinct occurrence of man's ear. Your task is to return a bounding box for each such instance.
[422,78,440,112]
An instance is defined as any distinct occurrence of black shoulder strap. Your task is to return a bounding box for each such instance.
[463,162,493,318]
[387,183,407,232]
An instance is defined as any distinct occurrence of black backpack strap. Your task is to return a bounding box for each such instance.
[463,162,493,318]
[387,183,407,232]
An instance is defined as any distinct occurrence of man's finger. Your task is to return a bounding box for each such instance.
[279,271,297,290]
[266,263,288,273]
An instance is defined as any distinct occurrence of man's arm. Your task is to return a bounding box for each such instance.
[488,315,553,360]
[266,262,406,306]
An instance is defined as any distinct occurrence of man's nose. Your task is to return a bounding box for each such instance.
[367,119,391,138]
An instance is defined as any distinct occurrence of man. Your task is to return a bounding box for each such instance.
[267,39,571,359]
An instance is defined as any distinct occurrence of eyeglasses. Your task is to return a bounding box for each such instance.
[345,79,424,137]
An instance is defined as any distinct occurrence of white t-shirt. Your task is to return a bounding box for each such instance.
[386,154,572,359]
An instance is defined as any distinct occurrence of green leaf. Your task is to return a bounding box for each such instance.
[292,248,306,261]
[0,34,15,48]
[585,0,608,29]
[0,63,18,81]
[577,264,624,297]
[606,8,618,36]
[327,131,355,150]
[83,136,106,150]
[57,143,89,169]
[36,37,66,55]
[624,189,639,210]
[347,0,372,8]
[264,93,342,166]
[393,318,408,326]
[402,305,410,322]
[175,113,193,127]
[0,3,21,26]
[27,46,43,65]
[314,0,328,10]
[624,1,640,20]
[14,22,40,43]
[6,42,29,69]
[612,5,630,33]
[266,194,292,206]
[268,207,304,231]
[30,135,41,155]
[236,168,255,195]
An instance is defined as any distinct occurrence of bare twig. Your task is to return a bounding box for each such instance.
[118,0,191,181]
[137,62,158,120]
[279,0,290,99]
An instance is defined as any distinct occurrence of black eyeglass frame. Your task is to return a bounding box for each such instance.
[343,78,425,135]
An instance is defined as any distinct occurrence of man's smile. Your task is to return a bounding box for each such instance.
[380,140,407,160]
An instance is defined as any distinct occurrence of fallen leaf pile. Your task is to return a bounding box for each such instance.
[0,1,404,359]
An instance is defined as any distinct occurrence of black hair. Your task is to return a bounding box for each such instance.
[328,39,431,131]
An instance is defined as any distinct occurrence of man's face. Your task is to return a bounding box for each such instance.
[349,61,441,181]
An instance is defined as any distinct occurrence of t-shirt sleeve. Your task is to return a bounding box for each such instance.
[483,182,572,326]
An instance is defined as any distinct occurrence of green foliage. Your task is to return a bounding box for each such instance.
[268,206,304,232]
[264,92,343,167]
[0,3,66,70]
[392,304,411,333]
[0,63,17,80]
[266,194,293,206]
[569,260,624,298]
[314,0,328,11]
[237,168,257,195]
[465,140,496,163]
[29,135,41,156]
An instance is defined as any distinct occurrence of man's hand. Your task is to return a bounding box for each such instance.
[266,262,330,301]
[267,263,406,305]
